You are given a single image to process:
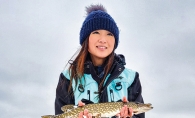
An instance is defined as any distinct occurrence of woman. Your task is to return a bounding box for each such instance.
[55,4,144,118]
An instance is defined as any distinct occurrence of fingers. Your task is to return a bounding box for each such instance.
[122,96,128,103]
[87,113,92,118]
[78,109,92,118]
[78,101,85,107]
[128,107,133,117]
[121,105,129,117]
[83,109,88,116]
[121,96,133,117]
[115,113,120,118]
[119,106,133,118]
[78,101,87,118]
[78,111,84,118]
[124,106,129,117]
[119,105,125,117]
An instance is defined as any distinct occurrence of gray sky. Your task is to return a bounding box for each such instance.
[0,0,195,118]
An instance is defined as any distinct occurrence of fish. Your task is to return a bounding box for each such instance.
[41,102,153,118]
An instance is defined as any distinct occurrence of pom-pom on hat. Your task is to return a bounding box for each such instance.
[79,4,119,49]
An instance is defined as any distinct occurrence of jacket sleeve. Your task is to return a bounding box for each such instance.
[128,72,145,118]
[55,73,75,115]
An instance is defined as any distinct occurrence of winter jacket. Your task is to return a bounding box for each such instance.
[55,54,145,118]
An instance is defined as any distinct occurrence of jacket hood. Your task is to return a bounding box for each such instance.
[114,54,126,65]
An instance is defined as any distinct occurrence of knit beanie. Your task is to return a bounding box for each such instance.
[79,4,119,49]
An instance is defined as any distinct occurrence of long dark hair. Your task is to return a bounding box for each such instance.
[67,37,115,93]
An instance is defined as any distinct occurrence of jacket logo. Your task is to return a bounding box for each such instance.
[78,84,84,93]
[117,76,123,79]
[115,82,122,91]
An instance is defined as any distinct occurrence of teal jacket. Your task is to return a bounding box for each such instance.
[55,54,144,118]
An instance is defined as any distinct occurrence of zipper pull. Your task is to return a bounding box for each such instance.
[87,90,90,101]
[110,89,114,102]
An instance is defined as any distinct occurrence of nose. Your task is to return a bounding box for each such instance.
[98,35,106,43]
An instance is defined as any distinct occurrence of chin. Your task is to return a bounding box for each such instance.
[97,54,109,59]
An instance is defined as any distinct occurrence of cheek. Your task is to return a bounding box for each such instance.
[88,43,91,52]
[88,36,96,45]
[88,40,95,53]
[108,38,115,47]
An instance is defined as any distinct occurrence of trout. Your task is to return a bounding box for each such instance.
[42,102,153,118]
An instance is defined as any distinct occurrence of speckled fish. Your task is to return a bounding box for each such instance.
[41,102,153,118]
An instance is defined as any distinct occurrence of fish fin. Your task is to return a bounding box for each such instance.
[41,115,55,118]
[61,104,75,112]
[133,110,139,115]
[91,113,101,118]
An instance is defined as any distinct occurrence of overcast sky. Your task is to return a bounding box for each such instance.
[0,0,195,118]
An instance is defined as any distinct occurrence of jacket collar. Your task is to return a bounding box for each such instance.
[83,54,126,74]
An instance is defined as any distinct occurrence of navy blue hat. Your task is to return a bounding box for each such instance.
[79,4,119,49]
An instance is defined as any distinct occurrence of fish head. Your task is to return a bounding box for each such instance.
[127,102,153,115]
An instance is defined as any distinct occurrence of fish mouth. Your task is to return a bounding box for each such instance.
[145,103,153,110]
[133,103,153,115]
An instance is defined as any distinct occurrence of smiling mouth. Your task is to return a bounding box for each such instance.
[96,46,107,49]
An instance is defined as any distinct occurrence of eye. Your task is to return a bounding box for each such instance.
[92,31,99,34]
[107,32,113,36]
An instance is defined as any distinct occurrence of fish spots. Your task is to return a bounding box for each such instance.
[42,102,153,117]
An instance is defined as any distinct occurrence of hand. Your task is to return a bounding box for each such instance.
[78,101,92,118]
[116,97,134,118]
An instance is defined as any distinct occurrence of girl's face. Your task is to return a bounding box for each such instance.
[88,30,115,66]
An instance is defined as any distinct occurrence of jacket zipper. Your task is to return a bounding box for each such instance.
[87,90,90,101]
[110,89,114,102]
